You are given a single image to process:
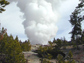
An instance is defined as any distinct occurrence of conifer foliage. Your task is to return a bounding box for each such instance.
[69,0,84,41]
[0,0,9,13]
[0,28,26,63]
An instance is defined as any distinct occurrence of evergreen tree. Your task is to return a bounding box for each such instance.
[54,39,62,50]
[27,40,31,51]
[67,51,73,60]
[69,9,82,41]
[69,0,84,45]
[20,40,31,51]
[40,58,51,63]
[63,37,67,49]
[0,0,9,13]
[76,0,84,8]
[81,30,84,43]
[0,31,26,63]
[0,27,7,40]
[15,36,19,42]
[57,54,65,63]
[67,51,76,63]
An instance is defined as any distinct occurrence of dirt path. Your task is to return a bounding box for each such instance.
[23,51,40,63]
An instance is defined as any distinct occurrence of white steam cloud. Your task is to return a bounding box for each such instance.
[7,0,64,45]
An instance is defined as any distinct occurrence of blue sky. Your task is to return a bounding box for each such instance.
[0,0,82,43]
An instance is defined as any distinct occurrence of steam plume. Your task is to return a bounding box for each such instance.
[7,0,63,45]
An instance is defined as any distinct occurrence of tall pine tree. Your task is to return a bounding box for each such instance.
[69,0,84,42]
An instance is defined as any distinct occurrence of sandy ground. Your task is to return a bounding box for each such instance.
[23,45,84,63]
[23,51,40,63]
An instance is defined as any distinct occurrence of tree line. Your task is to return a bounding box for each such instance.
[69,0,84,49]
[36,39,76,63]
[0,27,31,63]
[0,1,31,62]
[0,0,84,63]
[36,0,84,63]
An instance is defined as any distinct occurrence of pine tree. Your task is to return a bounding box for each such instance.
[81,30,84,43]
[55,39,62,50]
[20,40,31,51]
[69,0,84,46]
[67,51,76,63]
[0,30,26,63]
[57,54,65,63]
[0,27,7,40]
[0,0,9,13]
[69,9,82,41]
[40,58,51,63]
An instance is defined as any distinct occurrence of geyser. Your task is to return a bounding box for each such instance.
[7,0,64,45]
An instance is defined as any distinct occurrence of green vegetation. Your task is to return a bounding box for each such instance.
[37,43,76,63]
[20,40,31,51]
[69,0,84,49]
[37,40,66,59]
[56,51,76,63]
[40,58,51,63]
[0,28,31,63]
[0,0,9,13]
[0,28,26,63]
[81,30,84,43]
[0,0,84,63]
[0,0,31,62]
[57,54,65,63]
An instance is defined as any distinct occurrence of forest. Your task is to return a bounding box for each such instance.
[0,0,84,63]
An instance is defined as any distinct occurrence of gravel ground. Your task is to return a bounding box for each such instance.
[23,45,84,63]
[23,51,40,63]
